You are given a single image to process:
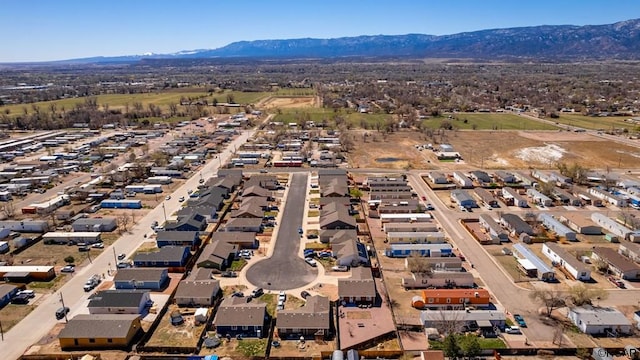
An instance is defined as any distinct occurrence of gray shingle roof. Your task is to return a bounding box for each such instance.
[58,314,140,339]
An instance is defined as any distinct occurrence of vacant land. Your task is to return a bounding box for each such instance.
[348,131,432,170]
[427,113,558,130]
[552,113,640,131]
[262,96,317,109]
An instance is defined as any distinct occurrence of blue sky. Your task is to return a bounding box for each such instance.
[1,0,638,62]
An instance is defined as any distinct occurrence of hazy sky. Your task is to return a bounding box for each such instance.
[1,0,638,62]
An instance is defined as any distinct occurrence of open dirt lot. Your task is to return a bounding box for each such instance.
[348,129,640,170]
[262,96,318,109]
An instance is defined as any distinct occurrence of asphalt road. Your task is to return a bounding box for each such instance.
[0,130,253,360]
[245,172,318,290]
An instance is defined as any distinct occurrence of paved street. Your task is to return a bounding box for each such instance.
[246,172,318,290]
[0,130,253,360]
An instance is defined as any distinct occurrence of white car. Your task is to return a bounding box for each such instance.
[165,195,171,200]
[278,291,286,302]
[505,326,521,334]
[331,265,349,272]
[304,257,317,267]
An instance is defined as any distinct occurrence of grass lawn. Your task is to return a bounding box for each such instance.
[273,88,316,96]
[309,189,320,194]
[305,242,329,250]
[478,338,507,349]
[307,210,320,217]
[229,259,247,271]
[236,339,268,357]
[423,113,557,130]
[0,304,36,331]
[550,113,640,131]
[258,293,277,317]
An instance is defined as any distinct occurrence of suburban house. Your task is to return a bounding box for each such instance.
[619,242,640,263]
[501,187,529,208]
[512,243,555,281]
[213,297,268,338]
[500,213,535,236]
[155,231,201,249]
[568,306,632,336]
[474,188,498,207]
[450,190,478,209]
[276,295,332,340]
[338,267,377,306]
[478,214,509,243]
[452,172,473,188]
[591,247,640,280]
[420,310,506,335]
[224,218,263,233]
[72,217,118,232]
[164,213,207,232]
[332,238,369,267]
[58,314,143,350]
[174,279,221,307]
[542,242,591,281]
[320,202,357,230]
[494,171,517,184]
[0,284,18,309]
[526,188,553,207]
[402,272,474,289]
[538,213,577,241]
[211,231,257,249]
[591,213,634,241]
[428,172,449,185]
[114,268,169,290]
[386,231,445,244]
[241,185,272,199]
[87,290,151,315]
[320,229,357,244]
[559,214,602,235]
[196,241,238,270]
[231,202,264,219]
[385,243,453,258]
[420,289,491,309]
[132,246,191,272]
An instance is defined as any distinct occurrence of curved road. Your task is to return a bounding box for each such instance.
[246,172,318,290]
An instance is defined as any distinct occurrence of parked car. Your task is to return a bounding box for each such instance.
[278,291,286,302]
[260,169,268,173]
[116,261,132,269]
[16,289,35,298]
[83,275,101,292]
[608,276,626,289]
[426,203,435,210]
[11,294,30,304]
[332,265,349,272]
[231,291,244,297]
[91,242,104,249]
[251,288,264,298]
[298,227,303,235]
[179,196,185,202]
[55,306,70,320]
[304,257,317,267]
[300,290,311,299]
[165,195,171,200]
[307,233,318,239]
[117,253,126,260]
[61,265,75,273]
[78,246,90,252]
[513,314,527,328]
[221,271,238,278]
[505,326,521,334]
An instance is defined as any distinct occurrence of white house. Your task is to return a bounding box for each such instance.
[428,172,449,185]
[452,172,473,188]
[568,306,632,336]
[589,188,627,207]
[502,187,528,208]
[542,242,590,281]
[538,213,577,241]
[526,188,552,207]
[386,231,446,244]
[591,213,633,240]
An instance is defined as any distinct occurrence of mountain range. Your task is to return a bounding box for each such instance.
[69,19,640,63]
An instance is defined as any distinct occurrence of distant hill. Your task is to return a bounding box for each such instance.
[64,19,640,63]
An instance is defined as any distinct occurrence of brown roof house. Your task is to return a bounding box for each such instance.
[231,202,264,218]
[338,267,377,306]
[58,314,143,350]
[196,241,238,270]
[174,278,221,307]
[242,185,272,199]
[214,297,268,338]
[592,247,640,280]
[320,202,357,230]
[276,295,332,340]
[211,231,257,249]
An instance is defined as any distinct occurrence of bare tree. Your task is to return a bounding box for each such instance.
[118,214,132,233]
[2,201,15,219]
[529,289,565,317]
[567,284,608,307]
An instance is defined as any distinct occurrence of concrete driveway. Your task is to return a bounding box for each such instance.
[246,172,318,290]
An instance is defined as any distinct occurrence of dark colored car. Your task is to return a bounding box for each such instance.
[11,294,30,304]
[513,314,527,328]
[300,290,311,299]
[221,271,238,278]
[55,306,70,320]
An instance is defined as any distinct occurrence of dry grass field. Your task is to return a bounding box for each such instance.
[347,129,640,170]
[262,96,318,109]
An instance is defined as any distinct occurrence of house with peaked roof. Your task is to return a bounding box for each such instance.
[568,306,632,335]
[332,238,369,267]
[277,295,332,339]
[421,288,491,309]
[87,290,151,315]
[244,174,279,190]
[164,212,207,232]
[211,231,257,249]
[0,284,18,309]
[224,217,263,232]
[114,268,169,290]
[500,213,534,236]
[338,267,377,306]
[132,246,191,272]
[174,279,220,307]
[214,297,268,338]
[231,202,264,218]
[592,247,640,280]
[72,217,118,232]
[197,241,238,270]
[58,314,143,350]
[155,231,200,249]
[320,202,357,230]
[242,185,272,199]
[320,229,357,244]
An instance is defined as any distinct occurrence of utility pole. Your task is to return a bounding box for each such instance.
[0,319,4,341]
[162,203,167,222]
[59,292,69,323]
[113,247,118,266]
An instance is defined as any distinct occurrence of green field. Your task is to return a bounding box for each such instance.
[423,113,558,130]
[272,88,316,96]
[550,113,640,131]
[273,108,391,128]
[0,89,270,116]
